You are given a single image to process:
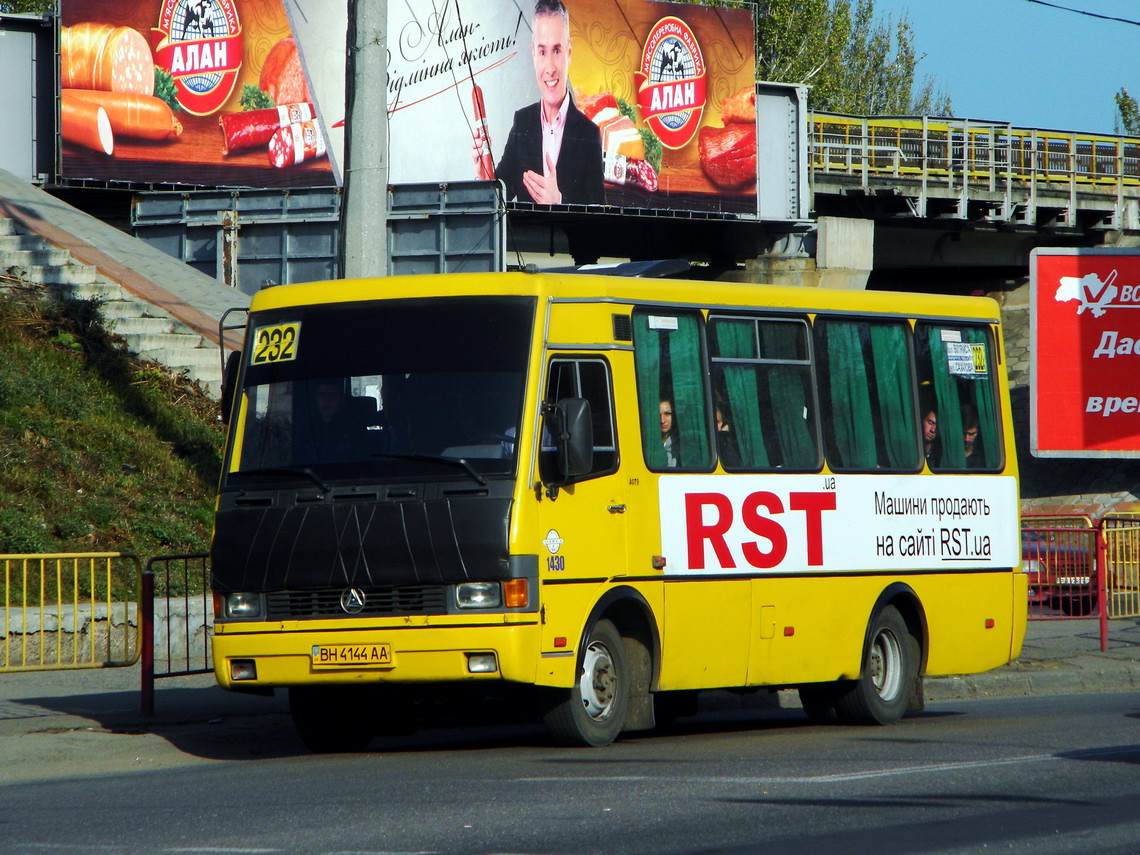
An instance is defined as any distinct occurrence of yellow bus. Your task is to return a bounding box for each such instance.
[210,272,1025,751]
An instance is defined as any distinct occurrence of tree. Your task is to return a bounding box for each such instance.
[681,0,952,116]
[0,0,53,12]
[1116,88,1140,136]
[757,0,951,115]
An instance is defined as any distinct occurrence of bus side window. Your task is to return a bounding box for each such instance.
[915,323,1003,471]
[814,318,921,472]
[540,358,618,481]
[632,310,712,471]
[709,315,821,471]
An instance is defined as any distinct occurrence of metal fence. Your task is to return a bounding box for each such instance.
[1102,516,1140,622]
[0,553,141,671]
[140,553,213,716]
[1021,515,1140,651]
[1021,521,1098,620]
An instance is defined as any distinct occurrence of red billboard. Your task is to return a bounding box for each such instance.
[59,0,342,188]
[1031,248,1140,457]
[387,0,757,216]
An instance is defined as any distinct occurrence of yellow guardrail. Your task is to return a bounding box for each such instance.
[811,113,1140,189]
[1022,514,1095,529]
[1102,517,1140,620]
[1,553,142,672]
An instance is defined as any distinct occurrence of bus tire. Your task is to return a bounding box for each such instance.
[542,618,629,746]
[289,686,374,753]
[835,605,917,726]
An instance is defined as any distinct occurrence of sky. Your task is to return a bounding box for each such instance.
[868,0,1140,134]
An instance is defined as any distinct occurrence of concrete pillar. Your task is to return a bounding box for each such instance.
[341,0,388,279]
[721,217,874,289]
[815,216,873,289]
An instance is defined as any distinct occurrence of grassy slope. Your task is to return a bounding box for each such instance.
[0,280,224,557]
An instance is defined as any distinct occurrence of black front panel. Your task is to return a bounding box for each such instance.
[211,490,513,592]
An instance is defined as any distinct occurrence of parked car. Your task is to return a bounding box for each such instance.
[1021,528,1096,616]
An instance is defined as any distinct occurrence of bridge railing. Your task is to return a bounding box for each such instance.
[809,113,1140,214]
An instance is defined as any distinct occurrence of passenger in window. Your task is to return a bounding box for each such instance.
[660,399,679,468]
[315,380,353,440]
[962,404,983,468]
[715,406,742,468]
[922,407,938,463]
[297,378,366,462]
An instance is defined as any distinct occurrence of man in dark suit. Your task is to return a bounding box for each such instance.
[496,0,604,205]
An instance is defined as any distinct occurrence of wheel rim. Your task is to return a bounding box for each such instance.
[869,627,903,702]
[579,639,618,721]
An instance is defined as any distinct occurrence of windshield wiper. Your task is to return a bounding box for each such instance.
[240,467,331,493]
[372,453,487,487]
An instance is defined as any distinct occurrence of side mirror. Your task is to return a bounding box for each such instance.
[220,350,241,425]
[543,397,594,490]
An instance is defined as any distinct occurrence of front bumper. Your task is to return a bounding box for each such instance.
[212,619,543,689]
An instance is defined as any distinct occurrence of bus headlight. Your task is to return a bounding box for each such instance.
[456,582,501,609]
[224,592,262,619]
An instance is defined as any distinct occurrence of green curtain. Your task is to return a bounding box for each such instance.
[669,314,710,468]
[824,322,877,468]
[963,327,999,468]
[759,323,816,469]
[869,324,919,468]
[713,320,767,468]
[926,327,966,469]
[633,314,668,469]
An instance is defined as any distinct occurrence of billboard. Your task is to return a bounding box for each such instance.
[387,0,757,216]
[59,0,343,188]
[1031,248,1140,458]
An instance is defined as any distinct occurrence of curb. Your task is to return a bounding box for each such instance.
[925,654,1140,701]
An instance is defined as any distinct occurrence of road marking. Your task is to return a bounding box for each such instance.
[521,745,1140,785]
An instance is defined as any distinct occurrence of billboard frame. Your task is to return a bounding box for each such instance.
[1030,246,1140,459]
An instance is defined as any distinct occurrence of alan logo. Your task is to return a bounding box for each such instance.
[634,17,707,149]
[153,0,243,116]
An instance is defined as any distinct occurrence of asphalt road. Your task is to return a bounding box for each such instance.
[2,691,1139,855]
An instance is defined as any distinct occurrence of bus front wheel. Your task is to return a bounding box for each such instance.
[835,605,917,725]
[543,618,629,746]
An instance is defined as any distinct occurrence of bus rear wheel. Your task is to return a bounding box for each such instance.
[835,605,917,725]
[542,618,629,746]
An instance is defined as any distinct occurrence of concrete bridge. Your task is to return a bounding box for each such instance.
[806,113,1140,290]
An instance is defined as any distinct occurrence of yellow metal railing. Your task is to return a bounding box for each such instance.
[1102,517,1140,619]
[810,113,1140,189]
[1,553,142,672]
[1022,514,1095,529]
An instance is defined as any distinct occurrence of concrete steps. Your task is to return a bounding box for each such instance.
[0,216,223,395]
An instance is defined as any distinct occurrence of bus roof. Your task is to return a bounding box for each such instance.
[247,272,1001,322]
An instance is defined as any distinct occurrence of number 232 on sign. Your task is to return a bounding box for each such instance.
[251,322,300,365]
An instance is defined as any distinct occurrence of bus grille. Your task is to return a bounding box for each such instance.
[266,585,449,619]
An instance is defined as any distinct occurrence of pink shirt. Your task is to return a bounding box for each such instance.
[540,92,570,177]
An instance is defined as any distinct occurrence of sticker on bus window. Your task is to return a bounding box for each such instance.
[940,329,962,343]
[251,322,300,365]
[648,316,679,331]
[946,342,987,377]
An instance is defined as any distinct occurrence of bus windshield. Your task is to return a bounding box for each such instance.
[225,296,535,485]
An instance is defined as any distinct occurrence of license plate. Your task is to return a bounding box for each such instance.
[311,644,393,667]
